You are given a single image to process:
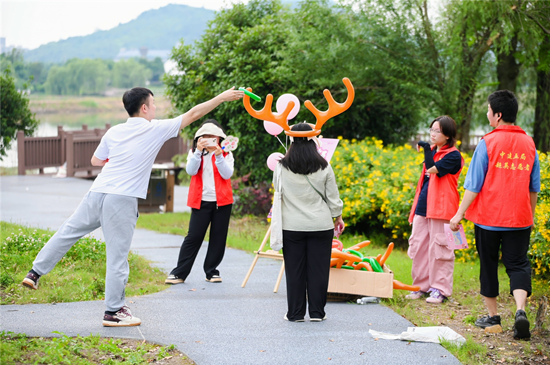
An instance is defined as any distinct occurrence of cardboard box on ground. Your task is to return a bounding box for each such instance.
[328,265,394,298]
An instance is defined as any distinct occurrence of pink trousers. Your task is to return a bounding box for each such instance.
[407,215,455,297]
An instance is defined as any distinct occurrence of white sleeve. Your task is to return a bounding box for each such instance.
[186,149,202,176]
[151,115,183,143]
[215,152,234,180]
[93,134,110,160]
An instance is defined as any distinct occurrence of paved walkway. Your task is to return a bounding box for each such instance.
[0,175,460,364]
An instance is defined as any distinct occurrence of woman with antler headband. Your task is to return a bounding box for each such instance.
[243,78,353,322]
[273,123,344,322]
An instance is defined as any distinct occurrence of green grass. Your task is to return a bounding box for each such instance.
[0,331,191,364]
[440,335,488,364]
[0,221,167,305]
[136,212,270,253]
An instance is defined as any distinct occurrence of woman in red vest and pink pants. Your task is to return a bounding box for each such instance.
[165,119,234,284]
[406,116,464,304]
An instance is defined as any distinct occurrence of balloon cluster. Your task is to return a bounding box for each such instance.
[263,94,301,171]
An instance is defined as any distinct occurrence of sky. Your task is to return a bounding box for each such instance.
[0,0,250,50]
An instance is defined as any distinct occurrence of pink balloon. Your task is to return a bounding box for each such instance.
[263,120,284,136]
[276,94,300,120]
[266,152,285,171]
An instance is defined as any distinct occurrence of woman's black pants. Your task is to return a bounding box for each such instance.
[171,201,232,280]
[282,229,333,321]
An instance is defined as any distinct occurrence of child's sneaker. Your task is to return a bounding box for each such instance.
[425,288,447,304]
[22,270,40,290]
[475,314,502,331]
[102,306,141,327]
[165,274,184,285]
[405,290,427,300]
[513,310,530,340]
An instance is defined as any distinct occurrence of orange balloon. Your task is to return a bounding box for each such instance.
[354,262,373,272]
[380,242,394,266]
[393,280,421,292]
[349,240,371,251]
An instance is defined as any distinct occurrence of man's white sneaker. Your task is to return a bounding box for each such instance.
[102,306,141,327]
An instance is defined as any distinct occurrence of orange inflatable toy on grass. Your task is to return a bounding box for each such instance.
[330,240,420,292]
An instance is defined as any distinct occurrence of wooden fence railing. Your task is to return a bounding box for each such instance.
[17,124,190,178]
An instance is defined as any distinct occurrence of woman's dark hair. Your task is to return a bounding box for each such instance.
[488,90,518,123]
[122,87,153,116]
[192,119,225,152]
[279,123,328,174]
[431,115,457,148]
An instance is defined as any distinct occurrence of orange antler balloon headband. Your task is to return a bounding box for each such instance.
[243,77,355,138]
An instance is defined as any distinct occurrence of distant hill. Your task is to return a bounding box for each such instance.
[24,4,215,64]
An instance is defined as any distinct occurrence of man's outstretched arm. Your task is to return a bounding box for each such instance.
[179,87,244,130]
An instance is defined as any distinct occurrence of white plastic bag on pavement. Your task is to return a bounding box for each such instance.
[369,326,466,346]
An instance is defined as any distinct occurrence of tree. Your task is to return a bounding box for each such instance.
[137,57,165,83]
[0,49,50,93]
[112,59,153,89]
[0,68,39,159]
[165,0,290,182]
[488,0,550,152]
[44,59,110,95]
[165,0,436,182]
[335,0,436,142]
[516,0,550,152]
[426,1,513,150]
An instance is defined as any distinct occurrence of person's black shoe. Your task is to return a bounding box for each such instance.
[475,314,501,329]
[513,310,531,340]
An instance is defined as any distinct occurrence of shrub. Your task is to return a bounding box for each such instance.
[232,173,272,217]
[332,137,422,243]
[332,137,550,280]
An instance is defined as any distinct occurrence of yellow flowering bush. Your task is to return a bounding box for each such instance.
[332,138,550,280]
[528,152,550,279]
[332,137,422,241]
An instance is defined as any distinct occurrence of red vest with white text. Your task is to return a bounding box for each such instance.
[408,146,464,223]
[465,125,536,227]
[187,152,233,209]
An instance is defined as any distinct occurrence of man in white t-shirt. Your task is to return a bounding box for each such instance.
[21,86,244,327]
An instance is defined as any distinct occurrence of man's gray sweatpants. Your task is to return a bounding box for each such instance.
[32,191,139,312]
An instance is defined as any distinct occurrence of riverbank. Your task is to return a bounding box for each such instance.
[29,91,172,115]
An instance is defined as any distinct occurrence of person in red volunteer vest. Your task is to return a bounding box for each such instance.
[451,90,541,340]
[165,119,234,285]
[406,116,464,304]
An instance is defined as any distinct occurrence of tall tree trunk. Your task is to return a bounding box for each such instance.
[496,34,520,93]
[533,33,550,152]
[456,79,476,151]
